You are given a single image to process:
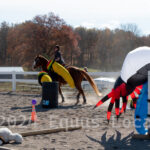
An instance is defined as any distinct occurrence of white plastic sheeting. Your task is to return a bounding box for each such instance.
[121,46,150,82]
[82,77,115,91]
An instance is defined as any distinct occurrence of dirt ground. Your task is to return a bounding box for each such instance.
[0,91,149,150]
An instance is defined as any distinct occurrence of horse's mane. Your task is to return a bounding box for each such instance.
[38,55,49,62]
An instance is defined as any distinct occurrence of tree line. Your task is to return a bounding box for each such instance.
[0,12,150,71]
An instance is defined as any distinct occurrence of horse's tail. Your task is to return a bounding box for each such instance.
[80,70,102,96]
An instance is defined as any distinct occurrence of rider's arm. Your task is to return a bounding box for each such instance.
[54,51,61,61]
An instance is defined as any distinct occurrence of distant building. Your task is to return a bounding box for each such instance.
[0,67,24,72]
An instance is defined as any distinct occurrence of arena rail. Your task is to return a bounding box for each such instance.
[0,71,38,91]
[0,71,120,91]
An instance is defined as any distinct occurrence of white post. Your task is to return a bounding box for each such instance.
[12,71,16,91]
[148,71,150,135]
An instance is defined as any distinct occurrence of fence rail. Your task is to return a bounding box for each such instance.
[0,71,38,91]
[0,71,120,91]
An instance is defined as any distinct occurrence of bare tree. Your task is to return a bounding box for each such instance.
[120,23,141,36]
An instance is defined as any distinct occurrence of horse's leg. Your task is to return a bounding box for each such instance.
[59,85,65,103]
[75,93,80,105]
[76,83,86,105]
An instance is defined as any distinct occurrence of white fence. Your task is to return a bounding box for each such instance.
[0,71,120,91]
[0,71,38,91]
[87,72,120,77]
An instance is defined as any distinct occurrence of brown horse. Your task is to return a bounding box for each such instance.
[33,55,102,104]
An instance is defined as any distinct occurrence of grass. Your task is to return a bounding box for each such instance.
[0,82,41,94]
[0,82,71,93]
[0,82,12,91]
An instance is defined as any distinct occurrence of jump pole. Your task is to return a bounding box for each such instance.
[133,71,150,139]
[19,126,82,137]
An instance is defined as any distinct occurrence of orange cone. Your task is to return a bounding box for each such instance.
[31,105,37,122]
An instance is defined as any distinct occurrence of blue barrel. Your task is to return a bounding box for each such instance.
[42,82,58,108]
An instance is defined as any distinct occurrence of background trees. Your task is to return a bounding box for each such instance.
[0,12,150,71]
[75,25,149,71]
[6,13,80,69]
[0,22,9,65]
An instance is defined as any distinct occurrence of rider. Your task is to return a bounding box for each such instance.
[54,45,65,66]
[47,45,65,81]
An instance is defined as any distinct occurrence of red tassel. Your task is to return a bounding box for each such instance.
[107,111,111,121]
[96,100,103,107]
[130,92,136,99]
[134,88,141,95]
[115,107,120,116]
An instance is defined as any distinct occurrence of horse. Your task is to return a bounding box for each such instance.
[33,55,102,104]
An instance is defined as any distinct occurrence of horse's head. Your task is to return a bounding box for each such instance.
[32,55,48,70]
[32,55,41,69]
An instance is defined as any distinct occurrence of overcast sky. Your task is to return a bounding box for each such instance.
[1,0,150,35]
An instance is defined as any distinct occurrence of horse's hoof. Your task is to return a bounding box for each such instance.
[83,102,87,105]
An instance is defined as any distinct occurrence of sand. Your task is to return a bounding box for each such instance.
[0,91,149,150]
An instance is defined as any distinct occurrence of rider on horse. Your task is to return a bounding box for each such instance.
[46,45,66,82]
[54,45,65,66]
